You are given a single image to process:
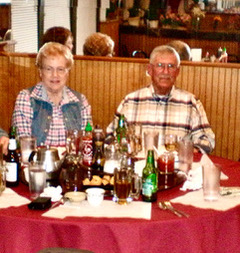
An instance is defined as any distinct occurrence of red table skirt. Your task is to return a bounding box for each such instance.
[1,154,240,253]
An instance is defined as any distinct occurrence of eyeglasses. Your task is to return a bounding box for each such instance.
[41,66,69,76]
[152,63,178,72]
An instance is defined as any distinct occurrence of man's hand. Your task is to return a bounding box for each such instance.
[0,136,9,155]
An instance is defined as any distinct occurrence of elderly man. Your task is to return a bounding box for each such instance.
[107,45,215,153]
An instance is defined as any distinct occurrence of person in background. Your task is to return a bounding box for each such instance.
[167,40,192,61]
[107,45,215,153]
[83,32,115,57]
[0,128,9,155]
[12,42,92,146]
[42,26,73,52]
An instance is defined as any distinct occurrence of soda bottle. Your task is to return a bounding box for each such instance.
[116,114,127,145]
[142,149,158,202]
[5,126,20,187]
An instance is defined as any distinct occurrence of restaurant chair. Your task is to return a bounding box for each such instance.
[131,50,148,58]
[37,248,94,253]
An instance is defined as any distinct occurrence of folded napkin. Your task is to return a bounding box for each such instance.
[180,154,228,191]
[0,188,30,208]
[40,186,63,202]
[43,200,152,220]
[171,189,240,211]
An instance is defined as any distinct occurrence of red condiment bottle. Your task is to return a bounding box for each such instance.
[82,122,93,167]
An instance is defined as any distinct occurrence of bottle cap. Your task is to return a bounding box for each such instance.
[85,122,92,132]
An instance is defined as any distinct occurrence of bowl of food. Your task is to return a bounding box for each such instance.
[64,191,86,203]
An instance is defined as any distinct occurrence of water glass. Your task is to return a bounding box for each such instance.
[202,164,221,201]
[28,162,46,199]
[20,136,37,164]
[178,139,193,174]
[144,131,159,157]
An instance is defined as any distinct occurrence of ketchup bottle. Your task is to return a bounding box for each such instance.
[82,122,93,167]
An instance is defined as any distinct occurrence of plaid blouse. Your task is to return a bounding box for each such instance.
[12,83,92,146]
[107,85,215,153]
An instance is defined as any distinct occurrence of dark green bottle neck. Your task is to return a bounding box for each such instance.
[146,150,155,166]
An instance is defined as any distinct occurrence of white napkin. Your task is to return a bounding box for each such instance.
[0,188,30,208]
[171,189,240,211]
[180,157,229,191]
[43,200,152,220]
[40,186,62,202]
[180,162,203,191]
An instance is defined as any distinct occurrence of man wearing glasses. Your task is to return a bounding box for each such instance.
[107,45,215,153]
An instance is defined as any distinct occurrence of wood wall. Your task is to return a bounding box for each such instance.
[0,52,240,161]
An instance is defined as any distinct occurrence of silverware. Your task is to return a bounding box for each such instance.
[158,201,189,218]
[49,196,69,210]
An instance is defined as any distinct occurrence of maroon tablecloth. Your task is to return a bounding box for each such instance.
[1,154,240,253]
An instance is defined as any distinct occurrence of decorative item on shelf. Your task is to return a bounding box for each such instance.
[190,3,206,31]
[126,1,141,26]
[159,7,191,30]
[213,15,222,30]
[146,6,160,29]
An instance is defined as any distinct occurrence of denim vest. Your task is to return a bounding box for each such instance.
[28,86,84,146]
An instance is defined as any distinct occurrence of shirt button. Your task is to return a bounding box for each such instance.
[47,116,51,120]
[65,118,68,121]
[44,129,48,133]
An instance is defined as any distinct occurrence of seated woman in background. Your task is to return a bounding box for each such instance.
[83,32,115,57]
[167,40,192,61]
[12,42,92,146]
[42,26,73,52]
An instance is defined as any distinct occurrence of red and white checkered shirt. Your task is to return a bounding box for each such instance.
[12,83,92,146]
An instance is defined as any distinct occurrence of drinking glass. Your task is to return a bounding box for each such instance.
[113,167,141,205]
[202,164,221,201]
[157,152,175,189]
[164,134,178,152]
[126,123,142,157]
[28,161,46,199]
[178,139,193,174]
[144,131,159,157]
[20,136,37,165]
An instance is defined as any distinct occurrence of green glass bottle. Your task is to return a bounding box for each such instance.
[116,114,126,145]
[142,150,158,202]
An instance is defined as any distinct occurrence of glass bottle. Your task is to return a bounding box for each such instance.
[142,149,158,202]
[82,122,93,167]
[5,126,20,187]
[116,114,127,145]
[59,134,82,194]
[92,141,105,171]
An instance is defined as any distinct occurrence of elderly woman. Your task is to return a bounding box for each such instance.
[12,42,92,146]
[42,27,73,52]
[83,32,115,57]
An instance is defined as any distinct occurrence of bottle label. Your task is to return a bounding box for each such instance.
[142,174,157,197]
[82,138,93,165]
[6,162,17,182]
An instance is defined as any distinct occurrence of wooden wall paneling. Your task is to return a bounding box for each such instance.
[234,70,240,160]
[227,68,239,160]
[0,54,10,131]
[1,54,240,160]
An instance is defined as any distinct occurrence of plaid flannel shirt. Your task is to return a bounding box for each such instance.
[12,83,92,146]
[107,85,215,153]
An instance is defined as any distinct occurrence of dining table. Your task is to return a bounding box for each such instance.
[0,153,240,253]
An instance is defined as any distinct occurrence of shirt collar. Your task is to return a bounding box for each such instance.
[150,84,175,101]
